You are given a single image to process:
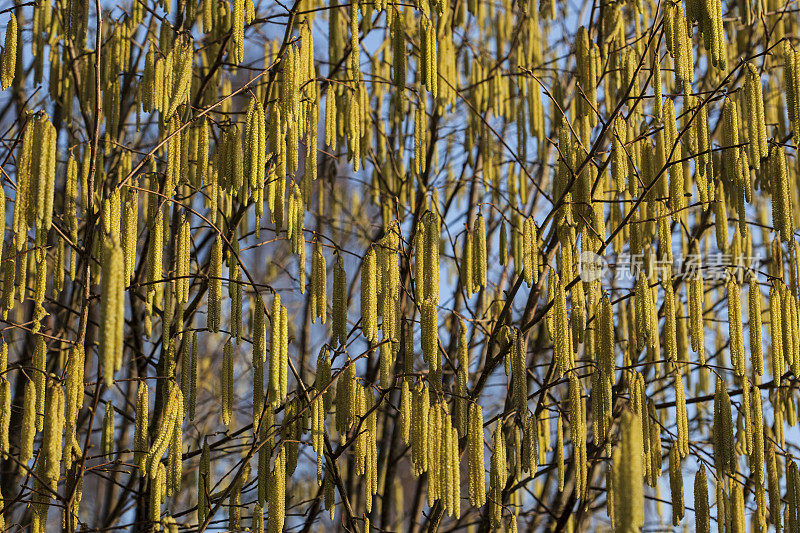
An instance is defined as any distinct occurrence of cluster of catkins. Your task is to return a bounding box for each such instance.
[6,0,800,530]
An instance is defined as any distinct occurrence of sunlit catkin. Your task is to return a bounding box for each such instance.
[134,382,149,464]
[468,402,486,507]
[1,14,17,90]
[668,444,684,525]
[749,272,764,375]
[694,465,710,533]
[100,233,125,386]
[269,293,288,404]
[332,255,348,346]
[42,382,64,490]
[102,401,115,458]
[311,242,327,324]
[268,446,286,533]
[222,340,233,426]
[613,410,644,532]
[489,422,506,528]
[20,378,36,463]
[208,235,223,332]
[728,274,746,376]
[361,247,378,343]
[474,213,487,288]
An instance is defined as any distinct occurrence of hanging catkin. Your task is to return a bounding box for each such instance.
[468,402,486,507]
[100,233,125,387]
[134,382,149,465]
[1,14,17,89]
[489,421,506,528]
[668,444,684,525]
[102,401,115,458]
[694,465,710,533]
[332,254,348,346]
[270,293,288,404]
[727,274,745,376]
[42,382,64,490]
[613,410,644,532]
[474,213,487,289]
[361,247,378,343]
[222,340,233,426]
[749,272,764,376]
[311,242,327,324]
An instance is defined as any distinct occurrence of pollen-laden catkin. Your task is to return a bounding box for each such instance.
[361,247,378,343]
[749,272,764,376]
[694,465,710,533]
[269,293,288,405]
[423,210,440,304]
[400,379,412,444]
[311,241,327,324]
[100,233,125,387]
[489,422,506,528]
[552,272,571,377]
[332,254,347,346]
[20,378,36,463]
[727,274,745,376]
[134,382,149,464]
[198,439,211,523]
[42,381,64,490]
[769,283,785,381]
[613,409,644,532]
[268,446,286,533]
[0,13,16,88]
[102,401,115,458]
[771,146,793,242]
[144,382,182,478]
[0,372,9,455]
[674,370,689,458]
[713,377,735,476]
[222,340,233,426]
[468,402,486,507]
[461,226,474,295]
[473,213,487,289]
[668,443,684,526]
[411,382,430,474]
[454,319,469,437]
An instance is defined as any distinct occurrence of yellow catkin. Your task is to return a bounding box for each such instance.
[468,403,486,507]
[674,370,689,457]
[222,340,233,426]
[728,274,745,376]
[694,465,710,533]
[462,227,474,295]
[749,272,764,376]
[771,146,793,242]
[269,294,288,404]
[134,382,149,465]
[268,446,286,533]
[102,401,115,458]
[556,412,564,492]
[400,379,412,444]
[100,233,125,386]
[474,213,487,289]
[613,410,644,532]
[20,378,36,463]
[42,382,64,490]
[1,13,17,89]
[332,255,347,346]
[198,439,211,523]
[669,444,684,525]
[489,422,506,528]
[311,242,327,324]
[361,247,378,343]
[713,377,735,475]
